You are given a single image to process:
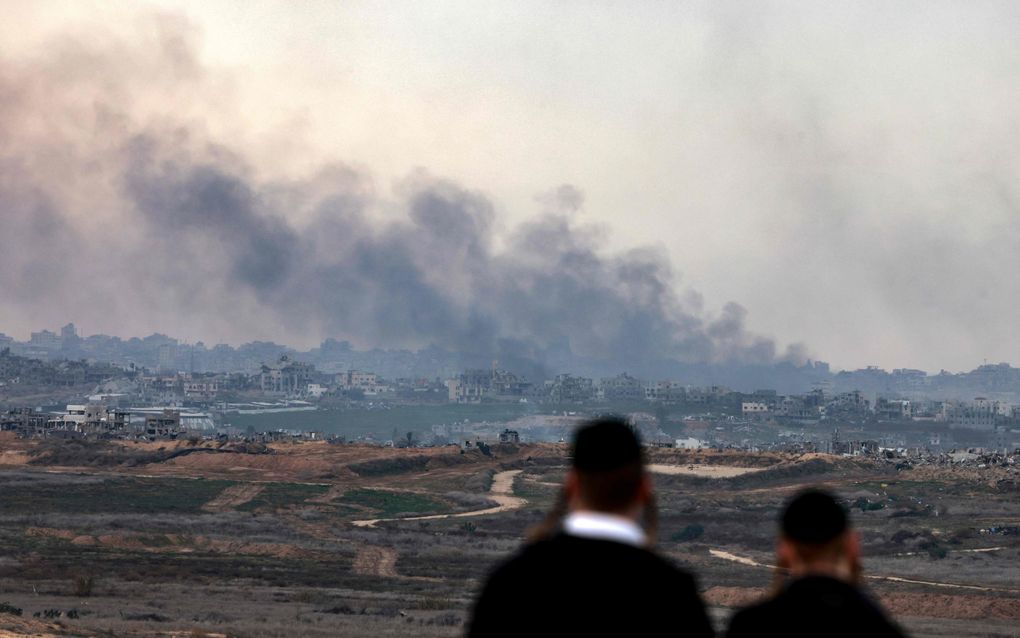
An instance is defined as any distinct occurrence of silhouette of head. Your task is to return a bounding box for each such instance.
[568,416,647,514]
[777,489,859,582]
[782,489,847,544]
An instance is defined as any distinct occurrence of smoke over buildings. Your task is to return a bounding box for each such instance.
[0,15,804,376]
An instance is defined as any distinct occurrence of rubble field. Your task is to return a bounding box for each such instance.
[0,439,1019,637]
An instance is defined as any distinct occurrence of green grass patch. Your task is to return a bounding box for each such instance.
[338,489,450,518]
[0,477,234,515]
[512,479,558,501]
[236,483,330,512]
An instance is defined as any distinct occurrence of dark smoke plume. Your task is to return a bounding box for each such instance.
[0,15,806,375]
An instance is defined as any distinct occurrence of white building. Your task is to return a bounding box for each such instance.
[675,437,708,449]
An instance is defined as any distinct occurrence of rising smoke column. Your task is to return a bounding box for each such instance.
[0,14,798,371]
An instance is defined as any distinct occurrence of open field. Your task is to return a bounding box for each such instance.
[221,400,736,440]
[224,403,540,439]
[648,463,764,478]
[1,435,1020,636]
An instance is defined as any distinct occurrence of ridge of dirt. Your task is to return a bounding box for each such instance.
[702,585,1020,622]
[0,615,89,638]
[24,527,314,559]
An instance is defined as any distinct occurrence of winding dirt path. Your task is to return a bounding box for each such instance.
[352,469,526,528]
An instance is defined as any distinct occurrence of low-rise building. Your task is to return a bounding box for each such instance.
[600,373,644,401]
[741,402,770,418]
[876,398,912,421]
[143,410,182,439]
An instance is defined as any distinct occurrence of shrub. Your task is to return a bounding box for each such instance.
[853,497,885,512]
[416,596,455,610]
[0,602,22,616]
[427,612,462,627]
[919,540,948,560]
[73,574,94,597]
[464,469,496,493]
[316,605,358,615]
[671,524,705,543]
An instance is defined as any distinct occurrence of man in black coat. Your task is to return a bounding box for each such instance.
[467,417,714,637]
[727,489,905,638]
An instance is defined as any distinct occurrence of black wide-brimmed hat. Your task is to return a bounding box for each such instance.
[781,489,848,544]
[571,416,643,472]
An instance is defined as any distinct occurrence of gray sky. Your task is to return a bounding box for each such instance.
[2,1,1019,372]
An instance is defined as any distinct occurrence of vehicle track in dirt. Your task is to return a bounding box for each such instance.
[201,484,264,512]
[352,469,526,528]
[352,545,399,577]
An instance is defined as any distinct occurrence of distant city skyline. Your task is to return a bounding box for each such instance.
[4,321,1020,381]
[2,2,1019,371]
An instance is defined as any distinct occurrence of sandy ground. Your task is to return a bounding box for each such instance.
[353,545,399,578]
[0,617,74,638]
[284,513,341,542]
[352,469,526,528]
[709,549,768,567]
[709,547,1020,594]
[4,442,1020,636]
[350,543,442,580]
[648,464,764,478]
[201,484,264,512]
[24,527,313,559]
[704,586,1020,622]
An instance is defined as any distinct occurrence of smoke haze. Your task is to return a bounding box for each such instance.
[5,3,1019,372]
[0,15,799,373]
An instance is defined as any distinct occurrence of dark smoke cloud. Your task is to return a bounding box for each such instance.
[0,15,804,372]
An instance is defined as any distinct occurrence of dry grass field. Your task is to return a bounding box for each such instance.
[1,433,1019,637]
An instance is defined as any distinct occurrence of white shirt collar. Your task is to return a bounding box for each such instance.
[562,511,646,547]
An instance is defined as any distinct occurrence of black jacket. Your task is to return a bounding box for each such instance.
[468,533,714,637]
[727,575,905,638]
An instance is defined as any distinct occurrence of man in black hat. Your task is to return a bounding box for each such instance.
[467,416,713,637]
[727,489,904,638]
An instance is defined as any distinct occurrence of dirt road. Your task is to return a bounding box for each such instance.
[352,469,526,528]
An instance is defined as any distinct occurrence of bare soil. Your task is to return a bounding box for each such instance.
[201,484,265,512]
[648,464,764,478]
[2,440,1019,637]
